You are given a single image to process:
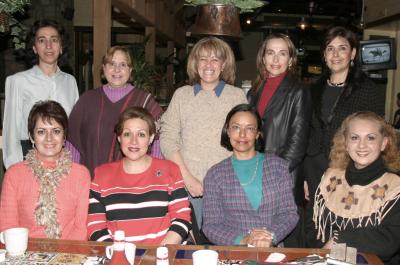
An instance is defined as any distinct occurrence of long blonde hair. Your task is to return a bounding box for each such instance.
[330,111,400,171]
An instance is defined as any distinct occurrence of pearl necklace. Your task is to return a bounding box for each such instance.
[238,155,260,186]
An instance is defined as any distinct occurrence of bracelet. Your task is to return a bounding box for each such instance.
[271,232,277,246]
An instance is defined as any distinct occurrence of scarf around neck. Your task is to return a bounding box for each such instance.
[313,166,400,243]
[26,149,72,239]
[345,157,386,186]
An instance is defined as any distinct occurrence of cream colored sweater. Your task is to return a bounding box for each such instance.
[160,84,247,182]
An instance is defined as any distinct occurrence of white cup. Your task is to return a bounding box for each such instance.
[0,227,29,256]
[0,249,6,262]
[192,249,218,265]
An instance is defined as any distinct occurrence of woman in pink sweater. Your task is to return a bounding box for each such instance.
[0,100,91,240]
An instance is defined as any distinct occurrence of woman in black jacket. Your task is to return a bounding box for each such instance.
[248,34,311,198]
[248,33,311,246]
[303,26,385,202]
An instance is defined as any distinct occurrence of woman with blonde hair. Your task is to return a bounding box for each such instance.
[160,37,247,227]
[67,46,163,176]
[305,111,400,265]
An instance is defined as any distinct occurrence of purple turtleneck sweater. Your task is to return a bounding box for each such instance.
[65,84,163,162]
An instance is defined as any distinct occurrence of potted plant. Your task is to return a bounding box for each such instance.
[185,0,265,38]
[0,0,31,49]
[185,0,265,13]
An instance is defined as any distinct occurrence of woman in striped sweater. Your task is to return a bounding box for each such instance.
[87,107,191,244]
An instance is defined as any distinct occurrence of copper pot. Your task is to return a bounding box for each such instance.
[191,4,242,39]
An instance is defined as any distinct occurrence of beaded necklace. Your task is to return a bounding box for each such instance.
[327,79,346,87]
[238,155,260,186]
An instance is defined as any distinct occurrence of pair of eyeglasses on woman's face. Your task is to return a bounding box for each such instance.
[228,124,258,135]
[105,61,130,71]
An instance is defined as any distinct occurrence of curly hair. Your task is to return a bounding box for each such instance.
[330,111,400,172]
[186,37,236,85]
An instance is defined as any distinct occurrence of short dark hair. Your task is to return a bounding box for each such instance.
[321,26,360,76]
[322,26,359,54]
[318,26,364,95]
[220,104,265,152]
[114,106,156,136]
[26,19,66,66]
[28,100,68,138]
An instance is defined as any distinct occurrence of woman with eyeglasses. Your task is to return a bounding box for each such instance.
[303,26,385,204]
[3,19,79,169]
[0,100,91,240]
[202,104,298,247]
[66,46,163,176]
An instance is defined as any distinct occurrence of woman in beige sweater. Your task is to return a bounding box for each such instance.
[160,37,247,227]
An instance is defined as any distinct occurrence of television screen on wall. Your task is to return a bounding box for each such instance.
[359,38,396,71]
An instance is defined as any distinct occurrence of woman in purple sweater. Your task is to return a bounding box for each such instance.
[202,104,298,246]
[67,46,163,176]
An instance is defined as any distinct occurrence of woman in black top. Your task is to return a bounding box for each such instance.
[304,26,385,201]
[305,111,400,265]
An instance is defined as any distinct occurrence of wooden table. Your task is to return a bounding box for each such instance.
[1,238,384,265]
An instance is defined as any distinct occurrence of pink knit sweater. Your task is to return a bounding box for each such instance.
[0,161,91,240]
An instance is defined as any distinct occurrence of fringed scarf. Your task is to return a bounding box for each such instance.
[313,167,400,243]
[26,149,72,239]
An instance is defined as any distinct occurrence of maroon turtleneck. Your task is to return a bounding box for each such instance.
[257,72,286,116]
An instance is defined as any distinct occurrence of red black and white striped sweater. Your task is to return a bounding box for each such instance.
[87,158,191,244]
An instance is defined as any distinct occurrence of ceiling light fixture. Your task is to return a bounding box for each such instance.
[297,17,309,30]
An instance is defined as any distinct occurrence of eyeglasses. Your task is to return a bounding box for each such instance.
[228,124,258,135]
[106,61,130,70]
